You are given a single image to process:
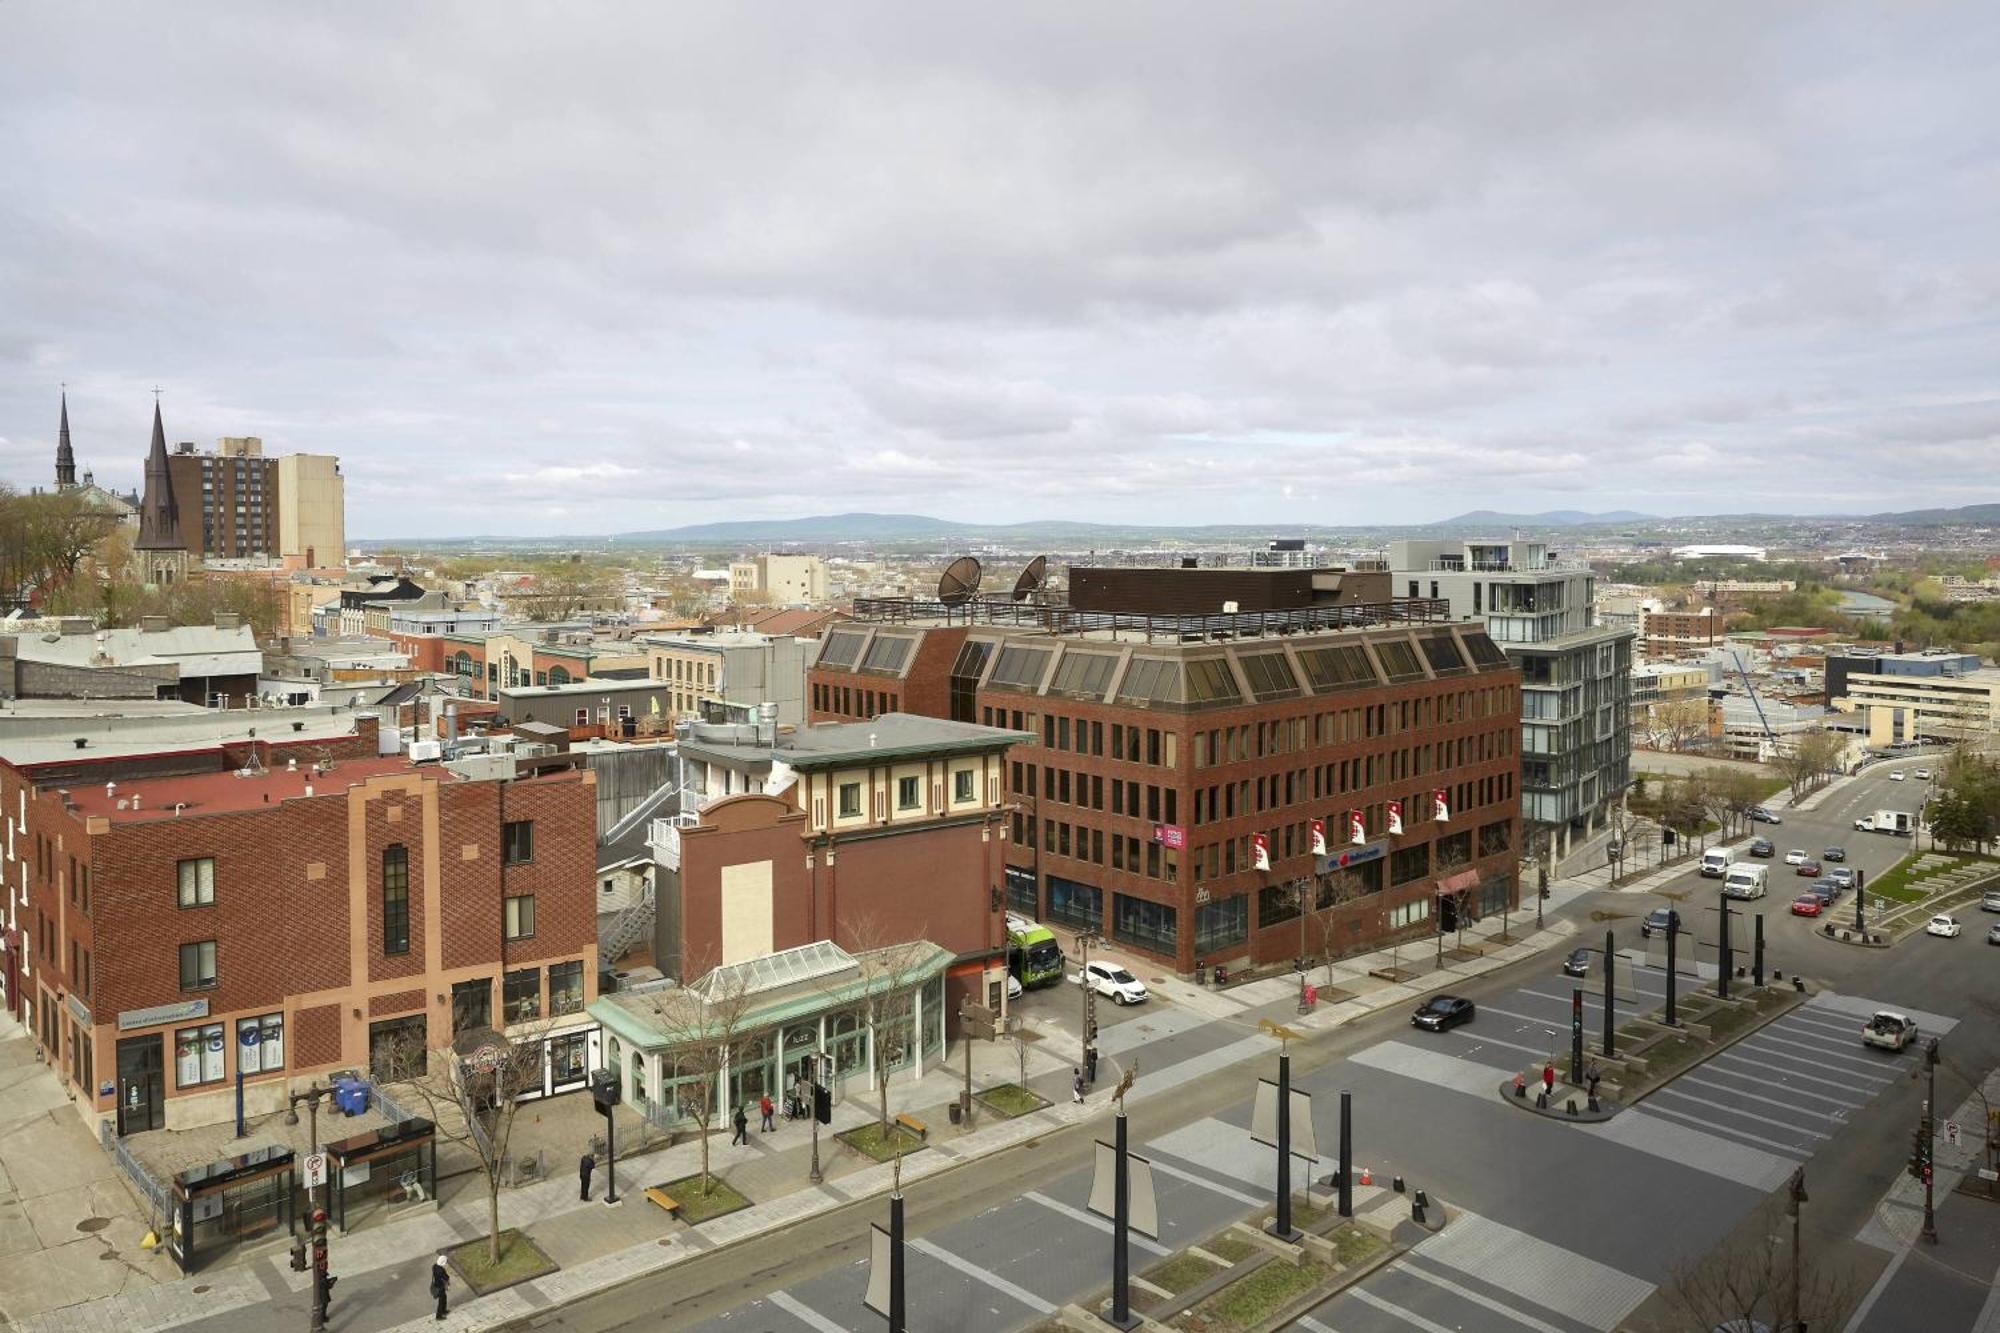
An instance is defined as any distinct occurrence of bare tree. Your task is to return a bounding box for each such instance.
[644,957,756,1196]
[1652,696,1712,754]
[1313,865,1373,984]
[1663,1189,1858,1333]
[517,557,618,622]
[383,1020,551,1269]
[1775,730,1845,801]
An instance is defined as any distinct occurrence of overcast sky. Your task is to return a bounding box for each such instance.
[2,5,1995,538]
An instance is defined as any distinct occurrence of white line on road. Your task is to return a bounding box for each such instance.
[1139,1152,1266,1207]
[1348,1287,1459,1333]
[1650,1085,1836,1136]
[1470,1002,1575,1035]
[1633,1100,1813,1158]
[769,1290,852,1333]
[1698,1055,1871,1104]
[1740,1031,1904,1075]
[1709,1047,1890,1093]
[1401,1258,1568,1333]
[1024,1190,1172,1256]
[909,1237,1057,1313]
[1584,1107,1800,1188]
[1672,1072,1852,1121]
[1295,1315,1339,1333]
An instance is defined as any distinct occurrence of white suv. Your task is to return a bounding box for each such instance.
[1075,960,1149,1005]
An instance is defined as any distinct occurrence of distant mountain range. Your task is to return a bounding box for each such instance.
[1435,509,1657,527]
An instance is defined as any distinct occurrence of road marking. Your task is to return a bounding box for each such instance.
[1671,1072,1851,1121]
[1584,1106,1799,1189]
[1412,1208,1653,1329]
[1139,1153,1265,1207]
[1401,1257,1568,1332]
[769,1290,851,1333]
[1806,991,1961,1035]
[1780,1006,1880,1038]
[1740,1031,1905,1075]
[1699,1055,1871,1104]
[1350,1041,1520,1101]
[1640,1088,1832,1144]
[1477,1002,1577,1032]
[1632,1100,1812,1158]
[1024,1190,1172,1256]
[909,1237,1056,1313]
[1712,1048,1880,1088]
[1450,1030,1558,1062]
[1348,1287,1458,1333]
[1709,1045,1891,1091]
[1295,1316,1338,1333]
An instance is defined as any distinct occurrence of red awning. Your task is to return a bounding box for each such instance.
[1437,868,1480,895]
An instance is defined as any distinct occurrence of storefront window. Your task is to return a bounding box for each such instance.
[236,1014,284,1075]
[1047,875,1102,932]
[549,1032,588,1090]
[1193,895,1247,955]
[1111,893,1178,956]
[503,968,541,1024]
[548,961,585,1017]
[175,1023,226,1088]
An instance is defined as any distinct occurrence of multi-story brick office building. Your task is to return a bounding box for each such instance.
[808,565,1522,976]
[1,711,599,1136]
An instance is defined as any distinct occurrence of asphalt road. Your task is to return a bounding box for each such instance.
[506,765,2000,1333]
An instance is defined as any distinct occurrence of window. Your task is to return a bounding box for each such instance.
[505,894,537,940]
[1258,883,1301,927]
[1112,893,1178,955]
[504,967,542,1023]
[452,978,492,1035]
[897,775,921,811]
[175,1022,226,1087]
[503,820,534,865]
[1046,875,1102,932]
[549,960,585,1017]
[954,768,976,803]
[838,782,863,818]
[1389,844,1430,886]
[1193,895,1248,955]
[177,858,215,908]
[237,1013,285,1074]
[179,940,216,990]
[382,844,410,954]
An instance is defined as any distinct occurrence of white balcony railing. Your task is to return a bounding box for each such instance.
[648,812,699,871]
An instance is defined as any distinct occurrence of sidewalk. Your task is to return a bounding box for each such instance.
[18,899,1593,1333]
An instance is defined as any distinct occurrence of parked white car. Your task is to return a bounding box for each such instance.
[1927,915,1962,938]
[1075,960,1149,1005]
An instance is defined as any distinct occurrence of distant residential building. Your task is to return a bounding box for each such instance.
[729,555,828,605]
[276,452,345,565]
[1249,539,1322,569]
[495,679,677,735]
[1631,663,1712,746]
[1387,539,1632,858]
[642,631,813,728]
[1831,651,2000,745]
[166,437,277,559]
[1641,607,1722,659]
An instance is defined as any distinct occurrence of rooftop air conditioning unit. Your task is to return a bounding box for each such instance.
[409,740,444,763]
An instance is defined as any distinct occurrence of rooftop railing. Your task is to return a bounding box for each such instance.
[845,596,1453,641]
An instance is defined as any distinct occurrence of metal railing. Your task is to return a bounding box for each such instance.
[99,1122,173,1221]
[846,596,1453,640]
[371,1080,419,1126]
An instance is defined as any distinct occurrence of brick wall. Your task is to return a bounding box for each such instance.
[293,1002,342,1067]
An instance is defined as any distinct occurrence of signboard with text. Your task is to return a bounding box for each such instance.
[1152,824,1186,850]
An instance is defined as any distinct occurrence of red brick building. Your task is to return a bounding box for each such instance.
[2,716,599,1135]
[808,567,1523,976]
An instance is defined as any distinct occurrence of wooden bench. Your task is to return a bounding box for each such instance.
[895,1112,928,1141]
[642,1187,681,1216]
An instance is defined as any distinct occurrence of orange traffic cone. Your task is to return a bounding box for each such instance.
[1359,1167,1372,1187]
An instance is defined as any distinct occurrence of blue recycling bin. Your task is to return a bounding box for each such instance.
[331,1077,370,1117]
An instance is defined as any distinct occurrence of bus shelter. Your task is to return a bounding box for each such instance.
[318,1117,437,1235]
[167,1145,295,1273]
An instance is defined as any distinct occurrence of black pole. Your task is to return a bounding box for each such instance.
[1718,897,1732,1001]
[1753,913,1765,988]
[1665,914,1679,1026]
[1112,1110,1131,1325]
[1272,1053,1294,1240]
[1855,868,1867,935]
[1923,1040,1940,1243]
[604,1102,619,1205]
[1569,987,1584,1087]
[890,1190,907,1333]
[1337,1090,1353,1218]
[1601,929,1615,1058]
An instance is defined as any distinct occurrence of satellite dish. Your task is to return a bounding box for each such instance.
[1012,555,1049,603]
[938,557,984,606]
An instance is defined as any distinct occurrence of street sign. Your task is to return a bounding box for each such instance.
[1945,1120,1962,1147]
[302,1152,327,1189]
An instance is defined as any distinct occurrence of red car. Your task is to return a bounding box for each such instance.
[1791,894,1824,917]
[1796,860,1823,877]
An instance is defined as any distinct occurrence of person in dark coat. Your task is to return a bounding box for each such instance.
[578,1151,595,1201]
[732,1103,750,1145]
[1072,1067,1085,1104]
[430,1253,451,1320]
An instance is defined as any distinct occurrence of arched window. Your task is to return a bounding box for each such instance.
[548,665,571,686]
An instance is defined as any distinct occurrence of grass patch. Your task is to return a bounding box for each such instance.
[975,1083,1049,1119]
[1705,1003,1756,1041]
[654,1173,753,1223]
[838,1121,927,1163]
[1285,1194,1331,1229]
[1146,1251,1221,1295]
[1869,851,2000,904]
[1204,1232,1255,1263]
[446,1229,559,1296]
[1330,1224,1385,1267]
[1201,1259,1330,1329]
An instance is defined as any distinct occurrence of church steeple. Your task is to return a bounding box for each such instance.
[55,390,77,489]
[135,399,184,552]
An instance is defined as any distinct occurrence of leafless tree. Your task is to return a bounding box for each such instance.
[1663,1190,1858,1333]
[1651,696,1712,754]
[644,955,757,1196]
[845,929,934,1134]
[1312,865,1373,984]
[1775,730,1846,800]
[383,1020,552,1269]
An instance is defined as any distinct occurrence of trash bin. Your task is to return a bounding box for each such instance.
[948,1102,962,1126]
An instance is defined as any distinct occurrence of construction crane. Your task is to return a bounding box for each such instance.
[1727,649,1777,741]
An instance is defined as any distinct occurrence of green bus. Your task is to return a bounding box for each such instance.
[1006,913,1066,989]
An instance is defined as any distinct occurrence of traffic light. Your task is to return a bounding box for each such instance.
[1909,1125,1932,1181]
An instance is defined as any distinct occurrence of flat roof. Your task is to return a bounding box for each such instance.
[683,713,1031,771]
[62,755,445,825]
[0,709,369,768]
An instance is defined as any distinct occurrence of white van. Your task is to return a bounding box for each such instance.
[1723,864,1769,900]
[1700,849,1732,878]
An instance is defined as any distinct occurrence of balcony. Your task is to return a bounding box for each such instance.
[648,811,699,871]
[1427,557,1585,574]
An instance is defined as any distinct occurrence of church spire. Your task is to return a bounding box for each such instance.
[55,389,77,489]
[135,399,184,552]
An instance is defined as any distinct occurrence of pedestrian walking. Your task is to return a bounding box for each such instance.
[1541,1061,1556,1096]
[732,1103,750,1145]
[430,1253,451,1321]
[1072,1067,1085,1105]
[578,1151,595,1201]
[760,1093,775,1132]
[1586,1061,1601,1100]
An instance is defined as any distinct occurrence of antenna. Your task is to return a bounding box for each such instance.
[1011,555,1048,603]
[937,556,983,606]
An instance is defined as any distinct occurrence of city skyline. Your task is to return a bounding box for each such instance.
[3,6,1997,537]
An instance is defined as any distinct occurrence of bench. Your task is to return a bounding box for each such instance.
[895,1112,928,1141]
[642,1187,681,1216]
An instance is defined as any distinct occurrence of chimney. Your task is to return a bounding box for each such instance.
[446,704,458,745]
[139,615,170,634]
[757,701,778,746]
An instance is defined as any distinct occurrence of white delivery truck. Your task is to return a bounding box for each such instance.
[1723,864,1769,900]
[1700,849,1732,878]
[1854,810,1915,836]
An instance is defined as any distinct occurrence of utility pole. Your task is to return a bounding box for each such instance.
[1600,928,1615,1059]
[1664,909,1679,1027]
[1295,882,1312,1014]
[1787,1168,1807,1332]
[1924,1038,1941,1243]
[1077,930,1100,1085]
[1717,894,1733,1002]
[809,1052,829,1186]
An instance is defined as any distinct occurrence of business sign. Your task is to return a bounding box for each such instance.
[1152,824,1186,850]
[1317,841,1388,875]
[64,993,92,1028]
[118,998,209,1032]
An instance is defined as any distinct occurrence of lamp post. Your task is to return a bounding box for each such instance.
[1077,929,1102,1085]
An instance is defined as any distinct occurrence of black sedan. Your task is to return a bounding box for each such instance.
[1562,947,1590,978]
[1413,995,1475,1031]
[1822,846,1847,863]
[1749,839,1775,858]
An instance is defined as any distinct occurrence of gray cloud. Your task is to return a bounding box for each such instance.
[2,3,1995,535]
